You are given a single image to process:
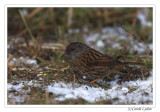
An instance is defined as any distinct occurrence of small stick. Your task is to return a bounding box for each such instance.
[8,29,27,40]
[115,22,153,55]
[19,10,36,43]
[67,8,73,27]
[26,8,43,20]
[89,78,99,84]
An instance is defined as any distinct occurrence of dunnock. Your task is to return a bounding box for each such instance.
[63,42,142,83]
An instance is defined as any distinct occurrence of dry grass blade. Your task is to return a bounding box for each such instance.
[68,8,73,27]
[41,43,65,51]
[26,8,43,20]
[8,29,27,40]
[60,65,70,72]
[19,10,36,43]
[116,22,153,55]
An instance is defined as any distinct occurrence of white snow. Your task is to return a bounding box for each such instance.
[7,75,153,104]
[48,83,107,102]
[96,40,104,47]
[8,83,24,91]
[21,9,28,16]
[68,28,80,34]
[137,9,152,27]
[47,76,152,104]
[85,33,100,43]
[20,57,37,65]
[11,57,37,66]
[148,44,153,50]
[83,26,152,54]
[82,9,152,54]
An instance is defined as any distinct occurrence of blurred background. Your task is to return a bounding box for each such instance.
[8,8,152,56]
[7,8,153,104]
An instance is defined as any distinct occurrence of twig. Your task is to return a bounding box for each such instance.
[19,10,36,43]
[26,8,43,20]
[68,8,73,27]
[104,13,137,24]
[116,22,153,55]
[8,29,27,40]
[103,8,109,23]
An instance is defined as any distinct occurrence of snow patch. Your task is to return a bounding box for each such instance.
[7,76,153,104]
[96,40,104,47]
[11,57,37,66]
[137,9,152,27]
[47,76,152,104]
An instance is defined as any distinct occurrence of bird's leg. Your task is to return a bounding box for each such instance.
[89,78,99,84]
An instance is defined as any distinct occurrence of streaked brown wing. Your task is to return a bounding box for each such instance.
[87,55,119,67]
[74,65,108,79]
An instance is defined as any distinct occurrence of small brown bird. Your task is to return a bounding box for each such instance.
[63,42,142,83]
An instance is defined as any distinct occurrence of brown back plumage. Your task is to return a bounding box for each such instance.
[63,42,143,81]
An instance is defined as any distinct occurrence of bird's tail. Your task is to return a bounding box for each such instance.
[120,62,144,66]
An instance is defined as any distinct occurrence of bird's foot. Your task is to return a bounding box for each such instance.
[89,78,99,84]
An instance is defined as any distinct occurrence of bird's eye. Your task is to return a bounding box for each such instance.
[71,48,74,50]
